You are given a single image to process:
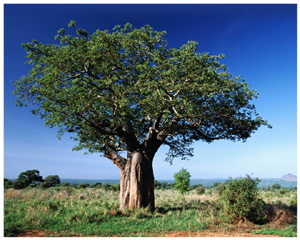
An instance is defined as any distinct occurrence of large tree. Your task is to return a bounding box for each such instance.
[13,21,270,210]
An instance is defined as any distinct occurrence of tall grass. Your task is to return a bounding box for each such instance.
[4,187,297,237]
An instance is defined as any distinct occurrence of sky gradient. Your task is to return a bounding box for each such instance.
[4,4,297,180]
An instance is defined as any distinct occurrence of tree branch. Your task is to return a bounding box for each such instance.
[104,149,126,170]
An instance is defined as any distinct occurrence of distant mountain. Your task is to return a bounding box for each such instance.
[281,173,297,182]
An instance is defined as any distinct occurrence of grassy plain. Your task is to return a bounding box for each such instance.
[4,186,297,237]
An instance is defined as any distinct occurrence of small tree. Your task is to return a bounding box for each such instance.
[14,170,43,189]
[174,168,191,195]
[42,175,60,188]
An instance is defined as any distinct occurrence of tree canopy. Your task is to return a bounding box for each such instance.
[14,21,270,163]
[14,170,43,189]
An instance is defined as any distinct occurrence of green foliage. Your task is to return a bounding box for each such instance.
[290,194,297,207]
[195,185,205,195]
[154,180,176,190]
[272,183,281,189]
[60,182,70,187]
[102,183,111,192]
[4,179,14,189]
[4,220,22,237]
[253,225,297,237]
[213,182,225,196]
[213,182,222,188]
[14,170,43,189]
[13,22,269,163]
[28,183,38,188]
[218,175,267,224]
[42,175,61,188]
[110,184,120,192]
[91,182,102,188]
[174,168,191,195]
[78,183,90,189]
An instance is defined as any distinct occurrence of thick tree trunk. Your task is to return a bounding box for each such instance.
[119,151,155,211]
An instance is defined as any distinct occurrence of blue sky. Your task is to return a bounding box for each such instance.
[4,4,297,180]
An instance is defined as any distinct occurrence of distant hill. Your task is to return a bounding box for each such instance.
[281,173,297,182]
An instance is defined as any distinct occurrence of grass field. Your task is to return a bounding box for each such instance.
[4,186,297,237]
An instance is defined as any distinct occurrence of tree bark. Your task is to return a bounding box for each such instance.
[104,127,162,211]
[119,150,155,211]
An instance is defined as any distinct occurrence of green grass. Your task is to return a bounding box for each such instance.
[253,225,297,237]
[4,188,212,236]
[4,187,297,237]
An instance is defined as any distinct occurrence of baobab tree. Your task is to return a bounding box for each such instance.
[13,21,270,211]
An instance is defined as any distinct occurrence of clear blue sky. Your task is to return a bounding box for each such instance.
[4,4,297,180]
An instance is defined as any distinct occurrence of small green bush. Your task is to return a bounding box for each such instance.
[218,175,267,224]
[4,179,14,189]
[78,183,90,189]
[91,182,102,188]
[290,194,297,207]
[60,182,70,187]
[102,183,111,192]
[214,183,225,196]
[195,186,205,195]
[110,184,120,192]
[272,183,281,190]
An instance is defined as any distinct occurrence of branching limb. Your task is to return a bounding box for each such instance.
[104,149,126,170]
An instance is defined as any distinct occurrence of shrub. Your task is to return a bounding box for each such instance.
[290,194,297,208]
[4,179,14,189]
[60,182,70,187]
[154,180,161,189]
[213,182,223,188]
[195,186,205,195]
[28,183,37,188]
[279,189,288,195]
[110,184,120,192]
[214,183,225,196]
[44,175,60,187]
[78,183,90,189]
[272,183,281,190]
[218,175,267,224]
[91,182,102,188]
[102,183,111,192]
